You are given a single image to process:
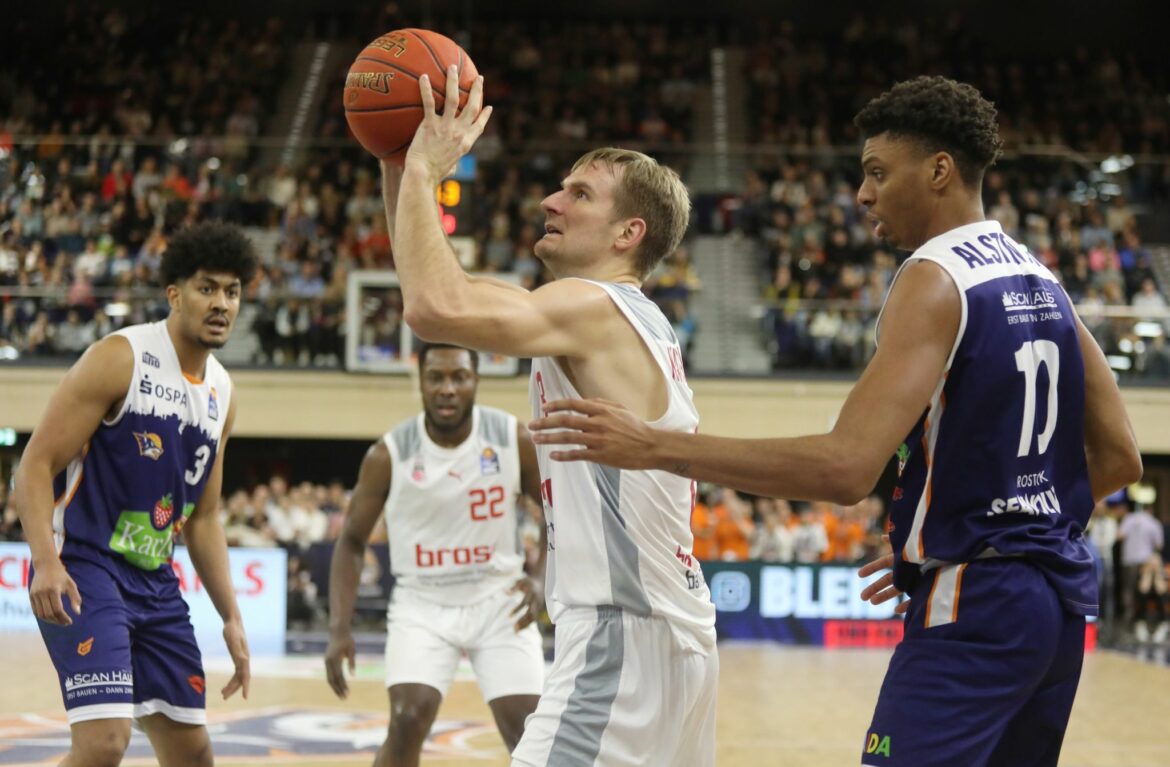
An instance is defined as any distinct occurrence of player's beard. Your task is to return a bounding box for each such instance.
[426,402,472,435]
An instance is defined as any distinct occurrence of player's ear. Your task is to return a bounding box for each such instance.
[614,217,647,254]
[929,152,956,190]
[165,282,181,311]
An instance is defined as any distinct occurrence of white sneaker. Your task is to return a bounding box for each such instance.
[1135,622,1151,642]
[1153,622,1170,644]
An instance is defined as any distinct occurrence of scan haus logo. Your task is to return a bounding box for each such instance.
[0,708,502,763]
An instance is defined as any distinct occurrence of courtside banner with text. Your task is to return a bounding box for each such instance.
[704,561,906,647]
[0,543,287,655]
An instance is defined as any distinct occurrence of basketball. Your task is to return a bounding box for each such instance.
[343,29,479,163]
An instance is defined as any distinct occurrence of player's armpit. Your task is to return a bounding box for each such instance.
[403,276,615,360]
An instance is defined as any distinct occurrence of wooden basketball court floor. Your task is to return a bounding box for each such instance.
[2,633,1168,766]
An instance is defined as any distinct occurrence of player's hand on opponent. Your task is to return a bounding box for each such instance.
[324,630,357,699]
[858,535,909,615]
[221,618,251,700]
[529,398,657,470]
[404,65,491,181]
[510,577,543,632]
[28,559,82,626]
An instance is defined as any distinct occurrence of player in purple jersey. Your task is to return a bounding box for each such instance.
[14,222,257,767]
[529,77,1143,766]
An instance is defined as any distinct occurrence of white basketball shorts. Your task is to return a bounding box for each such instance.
[511,605,718,767]
[384,584,544,701]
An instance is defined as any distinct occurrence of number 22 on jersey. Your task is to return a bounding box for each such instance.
[469,485,506,521]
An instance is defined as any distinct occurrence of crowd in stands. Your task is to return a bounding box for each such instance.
[745,14,1170,158]
[742,153,1170,374]
[1,9,1168,378]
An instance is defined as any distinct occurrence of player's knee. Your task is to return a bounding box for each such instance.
[388,702,435,742]
[74,724,131,767]
[181,737,214,767]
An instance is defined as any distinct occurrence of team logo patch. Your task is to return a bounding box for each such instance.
[480,447,500,476]
[208,387,219,421]
[895,443,909,477]
[411,456,426,483]
[141,351,160,368]
[152,494,175,530]
[77,637,94,656]
[133,432,164,460]
[188,675,206,695]
[0,708,502,763]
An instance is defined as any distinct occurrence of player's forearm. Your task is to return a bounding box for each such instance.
[327,537,366,634]
[395,160,469,329]
[650,431,871,504]
[183,514,242,624]
[13,462,61,567]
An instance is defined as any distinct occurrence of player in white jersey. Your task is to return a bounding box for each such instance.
[15,221,256,767]
[325,343,545,767]
[382,69,717,767]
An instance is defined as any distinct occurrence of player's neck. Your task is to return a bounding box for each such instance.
[425,417,473,448]
[165,316,211,380]
[550,261,641,287]
[918,197,986,249]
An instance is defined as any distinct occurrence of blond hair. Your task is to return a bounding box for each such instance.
[571,148,691,278]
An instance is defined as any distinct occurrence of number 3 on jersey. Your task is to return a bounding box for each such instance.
[469,485,506,521]
[1014,340,1059,457]
[186,445,211,485]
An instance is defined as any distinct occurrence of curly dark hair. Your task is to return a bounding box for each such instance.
[417,342,479,374]
[160,221,259,287]
[854,76,1003,186]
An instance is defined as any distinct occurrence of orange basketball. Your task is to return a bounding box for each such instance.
[343,29,479,162]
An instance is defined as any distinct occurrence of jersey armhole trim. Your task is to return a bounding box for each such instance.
[102,335,136,428]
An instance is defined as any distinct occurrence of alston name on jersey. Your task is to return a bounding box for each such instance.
[950,233,1042,270]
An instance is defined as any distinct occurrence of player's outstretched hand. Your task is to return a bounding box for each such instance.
[405,66,491,182]
[324,631,356,699]
[528,398,657,471]
[509,577,543,632]
[857,536,909,615]
[221,619,251,700]
[28,559,82,626]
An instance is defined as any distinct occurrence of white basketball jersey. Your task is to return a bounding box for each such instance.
[530,280,716,651]
[382,405,525,605]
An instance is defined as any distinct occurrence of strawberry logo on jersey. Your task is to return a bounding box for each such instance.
[411,456,426,482]
[152,494,175,530]
[133,432,164,460]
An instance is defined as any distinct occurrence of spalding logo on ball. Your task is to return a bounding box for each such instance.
[344,28,479,163]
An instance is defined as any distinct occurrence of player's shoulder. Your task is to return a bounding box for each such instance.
[75,332,135,379]
[475,405,516,447]
[532,277,617,316]
[386,414,423,459]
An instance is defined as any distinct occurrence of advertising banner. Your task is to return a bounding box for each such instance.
[0,543,287,655]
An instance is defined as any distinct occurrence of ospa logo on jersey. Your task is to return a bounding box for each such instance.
[139,374,189,407]
[0,708,503,764]
[133,431,164,460]
[480,447,500,475]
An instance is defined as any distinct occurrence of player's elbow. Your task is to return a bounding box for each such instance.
[1113,450,1144,492]
[403,300,455,341]
[824,463,878,506]
[829,476,874,507]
